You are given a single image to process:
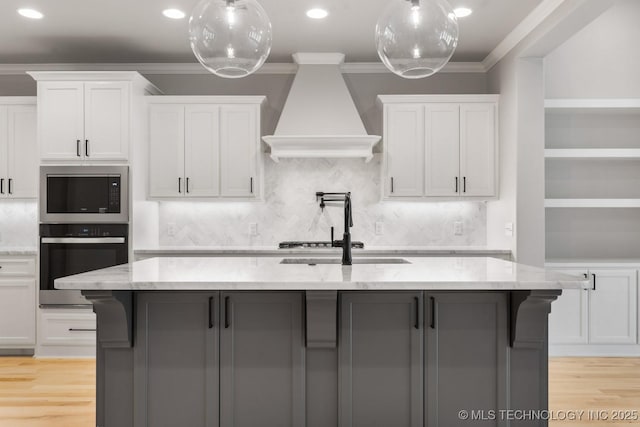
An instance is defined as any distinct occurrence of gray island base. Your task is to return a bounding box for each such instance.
[55,257,588,427]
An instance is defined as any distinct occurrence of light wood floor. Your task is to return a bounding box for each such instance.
[0,357,639,426]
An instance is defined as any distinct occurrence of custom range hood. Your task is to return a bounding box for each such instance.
[263,53,381,162]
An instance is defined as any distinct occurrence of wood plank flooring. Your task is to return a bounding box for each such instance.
[0,357,639,426]
[0,357,95,427]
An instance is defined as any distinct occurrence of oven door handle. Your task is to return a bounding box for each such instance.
[41,237,126,244]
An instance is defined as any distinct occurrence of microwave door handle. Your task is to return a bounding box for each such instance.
[41,237,126,244]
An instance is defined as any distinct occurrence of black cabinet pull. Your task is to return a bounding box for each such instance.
[592,273,596,291]
[429,297,435,329]
[455,177,458,193]
[250,177,253,193]
[224,296,230,328]
[414,296,420,329]
[186,177,190,194]
[178,177,182,194]
[7,179,12,195]
[68,328,96,332]
[85,139,89,157]
[463,177,466,193]
[76,140,81,157]
[391,177,394,193]
[0,178,4,194]
[208,296,214,329]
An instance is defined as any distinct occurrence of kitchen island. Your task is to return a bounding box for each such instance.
[56,256,588,427]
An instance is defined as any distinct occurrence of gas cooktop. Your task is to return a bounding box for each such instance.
[278,241,364,249]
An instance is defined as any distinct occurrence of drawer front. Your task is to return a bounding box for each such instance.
[40,310,96,346]
[0,257,36,277]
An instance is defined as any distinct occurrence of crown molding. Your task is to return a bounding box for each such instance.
[482,0,567,71]
[0,61,486,76]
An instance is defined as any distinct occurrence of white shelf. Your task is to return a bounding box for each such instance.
[545,199,640,208]
[545,148,640,158]
[545,99,640,111]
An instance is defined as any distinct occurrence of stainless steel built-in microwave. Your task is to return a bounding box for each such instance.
[39,166,128,223]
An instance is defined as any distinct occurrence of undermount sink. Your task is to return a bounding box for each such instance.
[280,258,411,265]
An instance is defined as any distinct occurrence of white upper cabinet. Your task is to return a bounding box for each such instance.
[29,72,160,163]
[185,105,221,198]
[460,103,496,197]
[424,104,460,197]
[384,104,424,197]
[149,104,185,198]
[38,82,84,160]
[0,99,38,199]
[148,97,264,200]
[220,105,258,197]
[378,95,498,200]
[83,82,130,160]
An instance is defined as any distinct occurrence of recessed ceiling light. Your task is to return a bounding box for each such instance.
[306,8,328,19]
[162,8,186,19]
[453,7,472,18]
[17,8,44,19]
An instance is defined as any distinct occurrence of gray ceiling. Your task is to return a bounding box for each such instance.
[0,0,543,63]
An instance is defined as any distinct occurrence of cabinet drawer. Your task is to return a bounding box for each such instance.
[0,258,36,277]
[40,310,96,346]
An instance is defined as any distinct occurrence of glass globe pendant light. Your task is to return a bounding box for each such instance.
[375,0,459,79]
[189,0,273,78]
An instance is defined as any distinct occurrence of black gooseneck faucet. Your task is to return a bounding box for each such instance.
[316,192,353,265]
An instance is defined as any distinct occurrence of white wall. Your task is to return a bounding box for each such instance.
[545,0,640,98]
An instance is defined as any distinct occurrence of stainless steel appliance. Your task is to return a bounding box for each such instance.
[39,165,128,224]
[39,224,128,307]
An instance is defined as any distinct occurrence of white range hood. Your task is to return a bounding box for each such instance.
[263,53,381,162]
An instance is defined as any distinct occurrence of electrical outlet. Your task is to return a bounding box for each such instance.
[505,222,514,237]
[167,223,177,237]
[375,222,384,235]
[249,222,259,236]
[454,221,463,236]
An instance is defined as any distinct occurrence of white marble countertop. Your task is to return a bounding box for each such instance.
[56,256,588,291]
[0,247,38,256]
[134,246,512,257]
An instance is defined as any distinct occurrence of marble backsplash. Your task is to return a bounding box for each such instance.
[158,155,487,247]
[0,200,38,247]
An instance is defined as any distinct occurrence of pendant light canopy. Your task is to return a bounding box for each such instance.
[189,0,272,78]
[375,0,459,79]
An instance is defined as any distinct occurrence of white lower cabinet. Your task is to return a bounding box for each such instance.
[589,269,637,344]
[36,309,96,357]
[0,256,36,350]
[548,266,639,356]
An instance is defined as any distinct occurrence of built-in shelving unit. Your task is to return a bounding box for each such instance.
[545,98,640,260]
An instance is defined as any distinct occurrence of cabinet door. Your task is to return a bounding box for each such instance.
[6,105,38,198]
[220,105,258,198]
[39,81,84,160]
[548,269,589,344]
[425,293,507,427]
[149,105,185,198]
[185,105,220,197]
[589,269,637,344]
[459,103,496,197]
[220,292,304,427]
[135,293,219,427]
[84,82,130,160]
[0,106,7,192]
[424,104,460,196]
[384,104,424,197]
[0,279,36,347]
[339,292,423,427]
